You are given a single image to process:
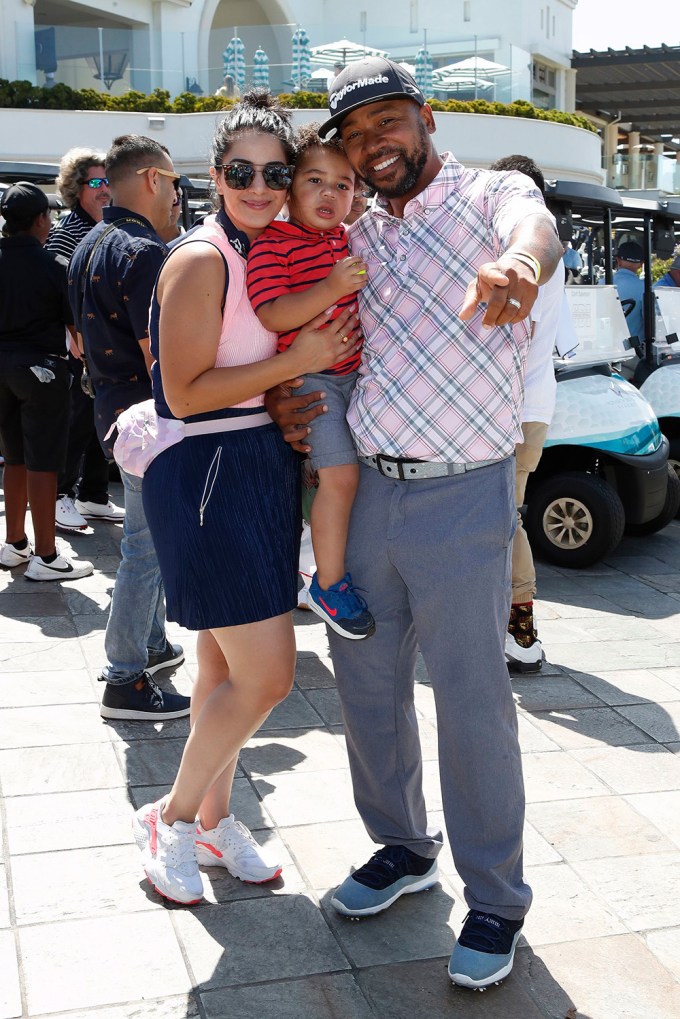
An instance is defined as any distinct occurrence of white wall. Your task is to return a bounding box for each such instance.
[0,106,603,184]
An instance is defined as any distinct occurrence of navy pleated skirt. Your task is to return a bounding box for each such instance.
[143,419,301,630]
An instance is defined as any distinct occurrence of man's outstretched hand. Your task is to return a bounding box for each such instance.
[264,380,327,454]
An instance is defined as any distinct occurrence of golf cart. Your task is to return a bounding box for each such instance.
[522,180,676,568]
[613,193,680,512]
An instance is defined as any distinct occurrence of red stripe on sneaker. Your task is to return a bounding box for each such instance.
[318,596,338,617]
[196,839,223,858]
[148,806,158,856]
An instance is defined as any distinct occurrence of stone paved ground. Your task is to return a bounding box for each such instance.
[1,485,680,1019]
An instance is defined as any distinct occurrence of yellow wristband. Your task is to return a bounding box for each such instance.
[508,250,541,284]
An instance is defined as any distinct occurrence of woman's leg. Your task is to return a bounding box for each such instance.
[188,629,238,830]
[162,611,296,826]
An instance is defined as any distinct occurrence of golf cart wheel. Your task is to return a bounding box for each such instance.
[625,464,680,536]
[526,472,625,568]
[668,438,680,519]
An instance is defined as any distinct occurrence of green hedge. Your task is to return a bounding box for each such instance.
[0,79,596,131]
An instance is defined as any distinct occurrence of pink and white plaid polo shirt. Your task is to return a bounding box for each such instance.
[346,153,549,463]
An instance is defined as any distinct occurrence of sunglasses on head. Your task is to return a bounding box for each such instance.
[215,162,294,191]
[84,177,109,189]
[136,166,182,192]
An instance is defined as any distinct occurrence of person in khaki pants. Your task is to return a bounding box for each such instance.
[490,156,572,672]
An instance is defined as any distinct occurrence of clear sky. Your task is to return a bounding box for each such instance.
[571,0,676,53]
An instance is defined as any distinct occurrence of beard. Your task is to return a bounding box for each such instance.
[360,121,430,198]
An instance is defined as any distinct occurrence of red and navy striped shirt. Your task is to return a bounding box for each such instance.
[247,220,361,376]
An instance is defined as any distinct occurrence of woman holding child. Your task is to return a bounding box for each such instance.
[134,91,361,904]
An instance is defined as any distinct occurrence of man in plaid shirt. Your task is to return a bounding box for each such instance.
[269,57,562,991]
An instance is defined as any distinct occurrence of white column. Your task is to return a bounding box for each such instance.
[628,130,641,189]
[3,0,38,83]
[562,66,577,113]
[603,121,620,188]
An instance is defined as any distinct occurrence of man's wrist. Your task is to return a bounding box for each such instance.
[505,250,541,283]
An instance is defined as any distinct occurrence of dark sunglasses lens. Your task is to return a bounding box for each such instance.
[262,165,293,190]
[86,178,108,189]
[172,178,180,192]
[224,164,254,190]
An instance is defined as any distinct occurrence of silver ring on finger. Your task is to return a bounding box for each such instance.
[507,297,521,311]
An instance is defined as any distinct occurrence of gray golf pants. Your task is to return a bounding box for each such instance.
[328,456,532,921]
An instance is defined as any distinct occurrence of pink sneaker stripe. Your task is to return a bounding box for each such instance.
[196,839,223,858]
[147,806,158,856]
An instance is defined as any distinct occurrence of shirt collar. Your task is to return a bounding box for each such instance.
[216,207,250,258]
[102,205,156,233]
[74,202,97,227]
[375,152,461,219]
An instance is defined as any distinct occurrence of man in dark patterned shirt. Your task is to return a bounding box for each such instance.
[69,135,189,722]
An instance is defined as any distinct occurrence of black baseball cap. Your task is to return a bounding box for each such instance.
[616,240,643,262]
[319,57,425,140]
[0,181,49,221]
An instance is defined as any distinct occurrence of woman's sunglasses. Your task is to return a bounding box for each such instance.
[215,162,294,192]
[84,177,109,189]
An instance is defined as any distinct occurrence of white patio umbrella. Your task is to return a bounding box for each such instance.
[431,58,498,96]
[252,46,270,88]
[291,27,312,89]
[309,38,389,69]
[223,33,246,91]
[414,47,433,95]
[304,67,335,93]
[444,56,509,74]
[431,72,495,95]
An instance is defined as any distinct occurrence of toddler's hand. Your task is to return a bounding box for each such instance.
[328,256,369,297]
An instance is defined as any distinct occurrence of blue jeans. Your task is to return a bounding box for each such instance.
[102,467,166,685]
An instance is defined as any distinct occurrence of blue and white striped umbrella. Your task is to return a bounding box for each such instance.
[223,34,246,92]
[415,47,433,96]
[291,27,311,90]
[252,46,270,88]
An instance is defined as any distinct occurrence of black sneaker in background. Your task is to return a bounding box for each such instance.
[146,641,185,676]
[100,672,190,721]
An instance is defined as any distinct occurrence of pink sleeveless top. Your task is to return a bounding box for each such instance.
[183,214,278,409]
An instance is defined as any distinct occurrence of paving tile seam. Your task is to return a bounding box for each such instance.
[0,770,30,1016]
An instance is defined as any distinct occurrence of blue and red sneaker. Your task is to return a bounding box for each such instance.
[307,572,375,640]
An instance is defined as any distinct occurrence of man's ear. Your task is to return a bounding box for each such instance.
[420,104,437,135]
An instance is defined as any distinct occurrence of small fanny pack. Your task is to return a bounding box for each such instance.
[107,400,271,478]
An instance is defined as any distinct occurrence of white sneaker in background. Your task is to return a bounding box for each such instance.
[195,815,282,883]
[75,498,125,522]
[55,495,88,532]
[0,542,32,568]
[25,552,94,582]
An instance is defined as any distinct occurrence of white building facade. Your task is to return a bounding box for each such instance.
[2,0,577,111]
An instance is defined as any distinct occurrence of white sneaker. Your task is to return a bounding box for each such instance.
[0,541,32,568]
[195,815,282,883]
[132,801,203,905]
[75,498,125,522]
[25,552,94,582]
[55,495,88,532]
[505,631,544,674]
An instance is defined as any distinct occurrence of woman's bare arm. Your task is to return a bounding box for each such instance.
[157,242,360,419]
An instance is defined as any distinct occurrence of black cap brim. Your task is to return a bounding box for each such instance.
[319,92,423,140]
